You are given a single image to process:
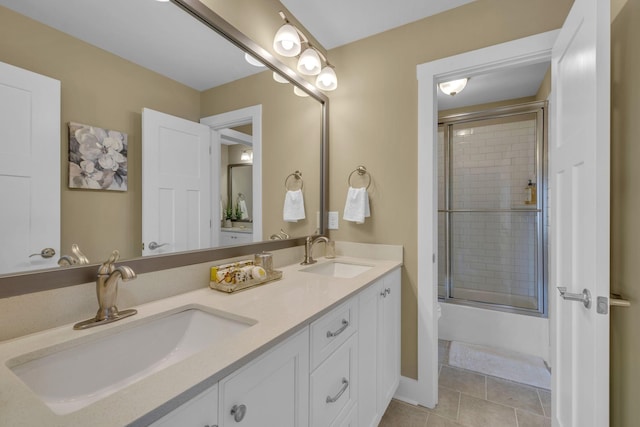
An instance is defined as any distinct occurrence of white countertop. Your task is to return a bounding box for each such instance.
[0,256,401,427]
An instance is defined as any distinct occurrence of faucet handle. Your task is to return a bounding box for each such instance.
[98,250,121,275]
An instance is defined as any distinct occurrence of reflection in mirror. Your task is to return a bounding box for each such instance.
[0,0,323,279]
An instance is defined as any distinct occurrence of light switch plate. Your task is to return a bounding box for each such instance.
[328,211,339,229]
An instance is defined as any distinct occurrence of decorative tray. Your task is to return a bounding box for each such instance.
[209,260,283,293]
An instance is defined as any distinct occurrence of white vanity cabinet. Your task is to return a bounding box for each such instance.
[220,230,252,245]
[358,268,401,427]
[218,328,309,427]
[150,385,218,427]
[146,266,401,427]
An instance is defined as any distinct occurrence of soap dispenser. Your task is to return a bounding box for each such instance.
[525,180,537,205]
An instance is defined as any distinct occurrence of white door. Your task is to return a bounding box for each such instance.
[550,0,610,425]
[0,61,60,274]
[142,108,211,256]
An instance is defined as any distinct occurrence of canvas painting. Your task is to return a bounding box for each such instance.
[68,122,128,191]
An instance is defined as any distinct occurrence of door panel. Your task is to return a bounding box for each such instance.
[550,0,610,425]
[142,108,211,256]
[0,61,60,274]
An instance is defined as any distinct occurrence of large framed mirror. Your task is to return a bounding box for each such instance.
[0,0,328,297]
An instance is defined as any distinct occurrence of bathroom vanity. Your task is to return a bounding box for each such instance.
[0,253,401,427]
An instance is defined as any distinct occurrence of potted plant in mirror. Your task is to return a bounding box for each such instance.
[224,203,233,228]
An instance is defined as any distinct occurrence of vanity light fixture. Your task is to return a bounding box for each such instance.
[316,66,338,91]
[273,12,302,57]
[438,78,468,96]
[244,53,265,67]
[240,150,253,161]
[293,86,309,97]
[273,72,289,84]
[273,11,338,91]
[297,48,321,75]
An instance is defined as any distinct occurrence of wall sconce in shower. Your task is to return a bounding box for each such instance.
[272,11,338,91]
[439,78,468,96]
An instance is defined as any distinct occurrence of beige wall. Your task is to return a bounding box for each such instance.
[0,6,201,262]
[201,72,322,239]
[325,0,572,379]
[611,0,640,425]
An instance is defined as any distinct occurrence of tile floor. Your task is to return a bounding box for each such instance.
[380,341,551,427]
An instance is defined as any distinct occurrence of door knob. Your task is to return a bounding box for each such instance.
[148,241,168,250]
[29,248,56,259]
[557,287,591,308]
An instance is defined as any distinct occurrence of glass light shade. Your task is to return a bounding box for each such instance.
[244,53,265,67]
[240,150,253,161]
[293,86,309,97]
[273,24,301,57]
[316,66,338,91]
[297,48,321,75]
[438,78,468,96]
[273,72,289,84]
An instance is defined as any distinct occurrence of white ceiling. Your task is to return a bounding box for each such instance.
[279,0,549,108]
[2,0,549,107]
[437,62,551,111]
[280,0,476,49]
[0,0,263,91]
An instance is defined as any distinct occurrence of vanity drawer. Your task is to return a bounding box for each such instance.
[309,335,357,427]
[310,299,358,370]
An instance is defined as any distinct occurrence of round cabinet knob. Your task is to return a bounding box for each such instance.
[231,404,247,422]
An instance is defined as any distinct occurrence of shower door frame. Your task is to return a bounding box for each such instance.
[438,101,548,317]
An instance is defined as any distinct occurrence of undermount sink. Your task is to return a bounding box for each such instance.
[301,261,373,278]
[8,306,256,415]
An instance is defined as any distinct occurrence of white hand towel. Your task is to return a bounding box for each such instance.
[283,189,306,222]
[343,186,370,224]
[239,199,249,220]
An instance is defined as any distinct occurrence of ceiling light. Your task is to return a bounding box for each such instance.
[438,78,468,96]
[273,24,301,57]
[273,72,289,84]
[293,86,309,97]
[240,150,253,161]
[316,66,338,91]
[244,53,265,67]
[297,48,321,76]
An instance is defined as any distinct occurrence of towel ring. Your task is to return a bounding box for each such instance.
[284,170,304,191]
[348,165,371,190]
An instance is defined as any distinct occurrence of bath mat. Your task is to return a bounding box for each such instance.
[448,341,551,389]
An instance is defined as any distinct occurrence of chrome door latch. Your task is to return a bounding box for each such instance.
[557,287,591,309]
[596,296,608,314]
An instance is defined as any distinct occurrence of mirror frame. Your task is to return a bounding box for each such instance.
[0,0,329,298]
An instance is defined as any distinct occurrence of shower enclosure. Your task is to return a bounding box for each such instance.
[438,102,547,316]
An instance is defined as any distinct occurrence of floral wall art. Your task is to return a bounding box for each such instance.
[68,122,128,191]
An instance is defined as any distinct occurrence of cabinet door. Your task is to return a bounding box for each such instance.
[358,279,382,427]
[150,384,218,427]
[218,329,309,427]
[378,269,401,410]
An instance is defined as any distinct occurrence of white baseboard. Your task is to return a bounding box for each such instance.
[393,376,430,408]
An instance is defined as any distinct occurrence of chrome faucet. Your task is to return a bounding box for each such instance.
[301,235,329,265]
[74,250,138,330]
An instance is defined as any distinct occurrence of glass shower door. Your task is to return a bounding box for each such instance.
[438,107,545,314]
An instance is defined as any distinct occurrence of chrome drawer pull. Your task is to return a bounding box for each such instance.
[326,319,349,338]
[326,378,349,403]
